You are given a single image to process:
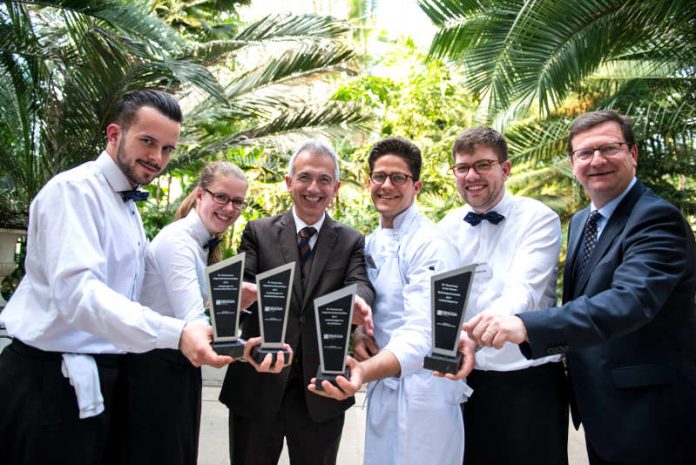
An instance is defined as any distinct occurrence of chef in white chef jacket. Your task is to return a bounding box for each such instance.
[309,137,475,465]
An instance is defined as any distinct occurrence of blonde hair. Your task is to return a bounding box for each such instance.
[176,161,247,264]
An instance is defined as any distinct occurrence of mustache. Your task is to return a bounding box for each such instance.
[138,159,162,172]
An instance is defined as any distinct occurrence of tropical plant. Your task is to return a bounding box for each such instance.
[419,0,696,214]
[0,0,226,229]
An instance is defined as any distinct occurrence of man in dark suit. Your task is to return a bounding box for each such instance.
[219,139,375,465]
[463,111,696,464]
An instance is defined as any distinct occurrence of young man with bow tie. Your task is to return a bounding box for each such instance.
[438,127,568,465]
[0,89,231,465]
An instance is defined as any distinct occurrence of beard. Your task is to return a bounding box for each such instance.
[114,138,161,186]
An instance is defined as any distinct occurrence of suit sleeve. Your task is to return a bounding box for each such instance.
[238,220,259,281]
[520,200,695,359]
[342,232,376,308]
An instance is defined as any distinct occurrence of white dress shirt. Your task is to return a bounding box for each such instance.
[439,190,562,371]
[1,152,184,353]
[140,209,213,323]
[291,206,325,249]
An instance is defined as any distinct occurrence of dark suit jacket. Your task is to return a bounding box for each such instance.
[520,181,696,464]
[219,210,375,423]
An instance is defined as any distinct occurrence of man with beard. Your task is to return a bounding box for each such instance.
[0,89,230,465]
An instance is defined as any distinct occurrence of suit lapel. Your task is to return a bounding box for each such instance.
[301,215,337,310]
[572,181,646,296]
[277,211,303,312]
[563,208,588,302]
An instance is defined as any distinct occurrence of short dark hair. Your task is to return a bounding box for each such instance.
[368,136,422,181]
[451,127,508,161]
[112,89,183,130]
[568,110,635,156]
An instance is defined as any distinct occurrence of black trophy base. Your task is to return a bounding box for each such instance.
[423,352,462,374]
[251,346,290,366]
[212,339,245,358]
[314,367,350,391]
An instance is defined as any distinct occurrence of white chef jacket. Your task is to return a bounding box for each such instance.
[1,152,184,353]
[140,209,213,324]
[438,190,561,371]
[363,204,470,465]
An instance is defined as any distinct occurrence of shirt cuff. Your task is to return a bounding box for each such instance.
[156,316,187,350]
[383,341,425,378]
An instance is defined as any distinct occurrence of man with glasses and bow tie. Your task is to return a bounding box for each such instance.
[0,89,232,465]
[462,112,696,465]
[219,139,374,465]
[438,126,568,465]
[309,136,475,465]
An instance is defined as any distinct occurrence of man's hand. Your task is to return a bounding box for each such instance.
[240,282,258,309]
[352,325,379,361]
[432,331,477,380]
[179,321,234,368]
[464,314,528,349]
[352,295,374,336]
[243,337,293,374]
[308,356,364,401]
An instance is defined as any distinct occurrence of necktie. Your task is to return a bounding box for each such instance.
[577,210,602,275]
[120,189,149,203]
[204,237,222,249]
[463,211,505,226]
[298,227,317,264]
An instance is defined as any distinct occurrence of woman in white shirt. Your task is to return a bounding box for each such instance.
[124,161,289,465]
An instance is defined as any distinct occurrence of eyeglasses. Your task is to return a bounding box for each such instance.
[571,142,629,162]
[205,189,248,210]
[450,160,501,177]
[369,171,414,186]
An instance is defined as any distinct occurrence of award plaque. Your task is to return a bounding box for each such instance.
[423,265,475,374]
[313,285,356,391]
[251,262,295,366]
[206,252,247,357]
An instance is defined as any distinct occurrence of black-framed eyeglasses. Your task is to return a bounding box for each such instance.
[571,142,630,162]
[204,189,248,210]
[369,171,414,186]
[450,159,501,177]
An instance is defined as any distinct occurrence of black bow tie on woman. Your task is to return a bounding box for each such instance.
[464,211,505,226]
[204,237,222,249]
[120,189,149,203]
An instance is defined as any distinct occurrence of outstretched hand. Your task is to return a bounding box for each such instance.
[308,356,363,401]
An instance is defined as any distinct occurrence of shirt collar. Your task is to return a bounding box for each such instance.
[591,177,637,220]
[95,151,134,193]
[384,202,419,231]
[184,209,216,248]
[292,206,325,234]
[464,188,511,217]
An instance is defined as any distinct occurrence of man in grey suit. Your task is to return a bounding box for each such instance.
[463,111,696,464]
[219,140,375,465]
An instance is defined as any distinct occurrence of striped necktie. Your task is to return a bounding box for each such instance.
[298,227,317,264]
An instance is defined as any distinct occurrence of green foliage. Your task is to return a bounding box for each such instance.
[419,0,696,216]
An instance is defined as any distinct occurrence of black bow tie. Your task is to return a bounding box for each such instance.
[464,211,505,226]
[120,189,149,203]
[204,237,222,249]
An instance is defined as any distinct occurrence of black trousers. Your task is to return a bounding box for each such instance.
[463,362,569,465]
[0,339,123,465]
[228,375,344,465]
[123,349,202,465]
